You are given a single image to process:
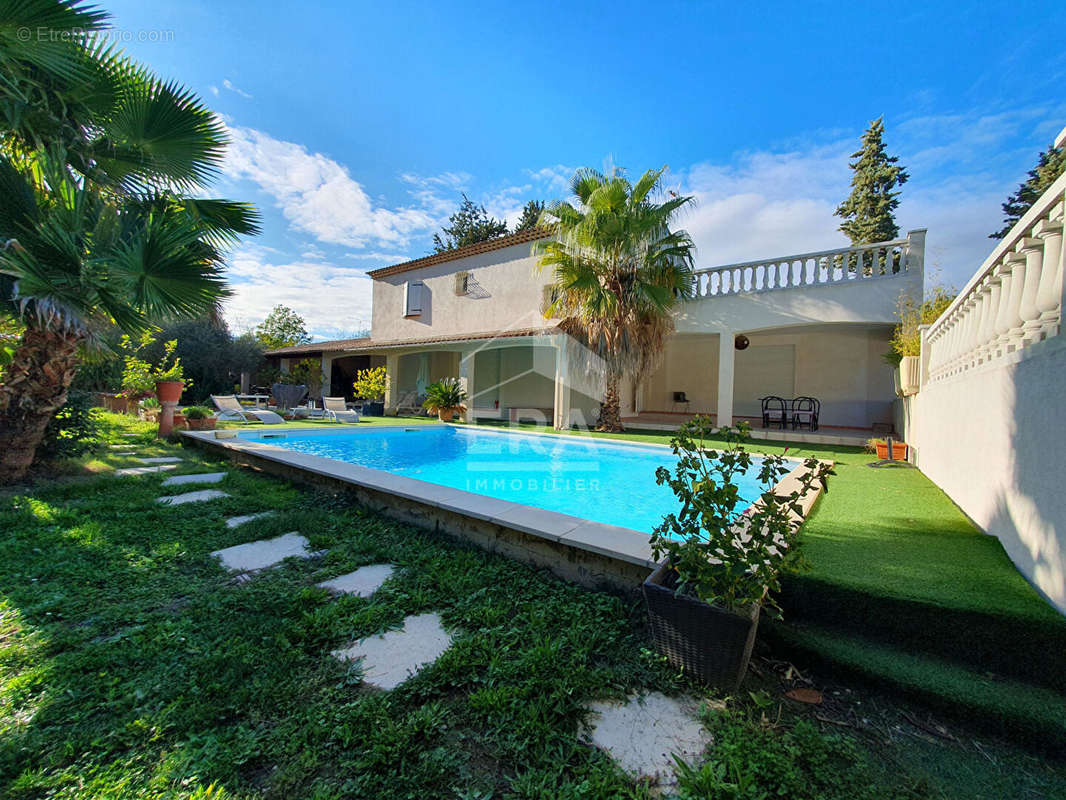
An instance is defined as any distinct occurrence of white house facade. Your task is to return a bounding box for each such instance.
[266,226,926,439]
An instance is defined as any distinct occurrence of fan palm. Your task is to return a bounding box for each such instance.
[0,0,259,482]
[534,166,696,431]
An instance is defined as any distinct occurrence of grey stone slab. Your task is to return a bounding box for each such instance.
[332,612,453,690]
[584,693,709,789]
[157,489,229,506]
[318,564,395,597]
[560,521,656,566]
[161,472,226,487]
[490,505,585,541]
[136,456,183,464]
[113,464,179,477]
[211,532,311,572]
[225,511,274,529]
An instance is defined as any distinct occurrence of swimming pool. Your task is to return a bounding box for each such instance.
[237,425,772,534]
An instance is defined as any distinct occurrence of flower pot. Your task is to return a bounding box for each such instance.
[437,408,455,422]
[899,355,920,396]
[875,441,908,460]
[172,412,186,429]
[643,561,760,691]
[361,401,385,417]
[186,417,217,431]
[155,380,184,404]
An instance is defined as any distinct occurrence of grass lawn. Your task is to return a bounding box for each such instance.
[1,413,1064,798]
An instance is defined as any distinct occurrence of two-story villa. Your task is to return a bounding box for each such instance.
[265,226,926,441]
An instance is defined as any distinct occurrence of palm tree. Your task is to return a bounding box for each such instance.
[0,1,259,482]
[534,167,696,431]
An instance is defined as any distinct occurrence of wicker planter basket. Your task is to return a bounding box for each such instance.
[643,561,760,691]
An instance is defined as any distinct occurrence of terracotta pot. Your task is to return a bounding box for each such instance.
[875,441,908,460]
[155,380,184,404]
[438,408,455,422]
[186,417,217,431]
[172,412,186,428]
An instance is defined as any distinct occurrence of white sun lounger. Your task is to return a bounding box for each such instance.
[211,395,285,425]
[323,396,361,423]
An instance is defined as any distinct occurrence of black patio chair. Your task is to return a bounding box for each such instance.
[760,396,788,430]
[791,396,820,431]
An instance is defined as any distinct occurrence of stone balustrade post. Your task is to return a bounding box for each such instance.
[1017,236,1045,341]
[1034,208,1064,338]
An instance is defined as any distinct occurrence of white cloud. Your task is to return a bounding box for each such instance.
[222,79,253,99]
[222,124,439,249]
[209,85,219,96]
[223,245,374,340]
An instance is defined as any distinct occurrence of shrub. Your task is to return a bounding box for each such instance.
[37,390,101,461]
[183,406,213,420]
[422,378,466,414]
[886,286,955,365]
[353,366,388,400]
[289,358,323,395]
[649,419,833,616]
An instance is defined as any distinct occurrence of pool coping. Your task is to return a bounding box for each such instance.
[182,423,831,589]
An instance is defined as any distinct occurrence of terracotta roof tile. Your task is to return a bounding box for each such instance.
[367,227,550,279]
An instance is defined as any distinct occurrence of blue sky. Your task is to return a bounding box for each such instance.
[105,0,1066,340]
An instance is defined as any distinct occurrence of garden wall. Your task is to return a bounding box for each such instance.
[900,333,1066,614]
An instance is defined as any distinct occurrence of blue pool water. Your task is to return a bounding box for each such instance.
[246,426,772,533]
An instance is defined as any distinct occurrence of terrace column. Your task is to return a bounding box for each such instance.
[384,353,400,415]
[320,353,333,402]
[553,337,571,430]
[459,350,476,424]
[716,331,735,429]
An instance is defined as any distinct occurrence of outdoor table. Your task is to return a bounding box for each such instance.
[236,394,270,408]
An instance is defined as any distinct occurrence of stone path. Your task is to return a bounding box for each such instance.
[158,489,229,506]
[332,612,453,690]
[136,456,183,464]
[114,464,179,477]
[211,532,311,572]
[161,472,226,487]
[225,512,274,529]
[583,693,709,790]
[318,564,395,597]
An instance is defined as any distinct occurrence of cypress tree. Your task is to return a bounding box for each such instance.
[835,117,909,245]
[990,143,1066,239]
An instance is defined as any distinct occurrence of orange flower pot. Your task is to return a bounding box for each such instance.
[155,380,184,404]
[875,441,908,460]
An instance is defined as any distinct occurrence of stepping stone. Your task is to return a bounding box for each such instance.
[110,444,134,450]
[114,464,179,477]
[112,451,136,456]
[158,489,229,506]
[318,564,395,597]
[226,512,274,529]
[583,693,709,790]
[161,472,226,487]
[332,612,453,690]
[211,532,310,572]
[136,456,182,464]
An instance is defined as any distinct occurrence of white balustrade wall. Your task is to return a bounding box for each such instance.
[900,150,1066,614]
[692,234,919,298]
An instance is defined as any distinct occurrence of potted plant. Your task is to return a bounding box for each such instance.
[867,437,908,460]
[139,396,161,422]
[183,406,217,431]
[353,366,388,416]
[152,340,186,404]
[646,418,833,691]
[422,378,467,422]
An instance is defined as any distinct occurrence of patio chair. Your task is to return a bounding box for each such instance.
[791,396,820,431]
[323,396,361,424]
[760,396,788,430]
[211,395,285,425]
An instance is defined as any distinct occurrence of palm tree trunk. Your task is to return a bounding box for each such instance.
[596,375,624,432]
[0,327,83,484]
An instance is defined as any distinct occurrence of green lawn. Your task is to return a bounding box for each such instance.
[1,413,1064,798]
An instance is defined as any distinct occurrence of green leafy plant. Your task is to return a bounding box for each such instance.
[289,358,323,396]
[650,418,834,616]
[353,366,388,401]
[885,285,955,365]
[182,406,213,420]
[422,378,467,415]
[140,397,161,410]
[38,390,101,462]
[120,334,190,396]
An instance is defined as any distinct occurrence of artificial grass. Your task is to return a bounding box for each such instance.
[765,622,1066,752]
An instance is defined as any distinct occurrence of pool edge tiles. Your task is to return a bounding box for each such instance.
[181,425,829,592]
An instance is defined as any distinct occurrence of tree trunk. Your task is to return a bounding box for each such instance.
[0,326,83,484]
[596,375,624,432]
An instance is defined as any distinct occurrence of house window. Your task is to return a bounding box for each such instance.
[455,272,470,296]
[403,280,423,316]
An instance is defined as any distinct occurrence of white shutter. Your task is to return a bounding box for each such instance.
[404,281,423,316]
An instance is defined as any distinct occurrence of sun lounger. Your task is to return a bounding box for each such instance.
[322,397,361,423]
[211,395,285,425]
